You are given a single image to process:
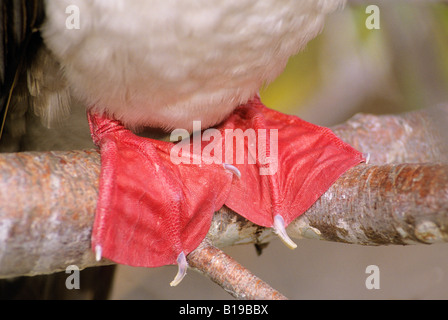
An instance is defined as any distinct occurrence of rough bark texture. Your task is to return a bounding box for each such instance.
[209,163,448,248]
[0,106,447,298]
[288,163,448,245]
[0,150,104,278]
[332,105,448,164]
[187,240,287,300]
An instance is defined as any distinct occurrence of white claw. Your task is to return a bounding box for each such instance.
[273,215,297,249]
[170,251,188,287]
[95,245,103,262]
[223,163,241,179]
[364,152,371,165]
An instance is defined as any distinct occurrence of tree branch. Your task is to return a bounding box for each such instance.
[332,105,448,164]
[209,163,448,248]
[0,106,447,297]
[187,240,287,300]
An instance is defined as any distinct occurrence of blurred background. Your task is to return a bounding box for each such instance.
[109,0,448,299]
[260,0,448,126]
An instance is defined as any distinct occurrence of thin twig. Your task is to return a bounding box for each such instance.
[187,239,288,300]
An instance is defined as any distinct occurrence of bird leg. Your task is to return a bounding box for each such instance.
[87,96,364,285]
[87,110,235,285]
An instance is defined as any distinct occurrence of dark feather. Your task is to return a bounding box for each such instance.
[0,1,113,299]
[0,0,45,141]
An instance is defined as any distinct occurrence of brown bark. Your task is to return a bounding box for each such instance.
[288,163,448,245]
[208,163,448,248]
[0,150,103,278]
[332,105,448,164]
[187,240,287,300]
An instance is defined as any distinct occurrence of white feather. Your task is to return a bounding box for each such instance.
[42,0,344,131]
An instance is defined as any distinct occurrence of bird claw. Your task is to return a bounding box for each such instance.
[273,215,297,249]
[170,251,188,286]
[363,152,371,165]
[223,163,241,179]
[95,245,103,261]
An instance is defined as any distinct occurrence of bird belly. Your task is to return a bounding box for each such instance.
[41,0,344,131]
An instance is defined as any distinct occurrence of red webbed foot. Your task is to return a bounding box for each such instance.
[88,96,364,285]
[220,97,365,247]
[88,112,235,285]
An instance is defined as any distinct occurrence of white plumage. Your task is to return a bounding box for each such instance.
[41,0,345,131]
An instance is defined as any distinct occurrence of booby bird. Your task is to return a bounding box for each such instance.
[1,0,364,286]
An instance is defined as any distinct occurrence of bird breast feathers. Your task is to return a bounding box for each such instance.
[42,0,344,131]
